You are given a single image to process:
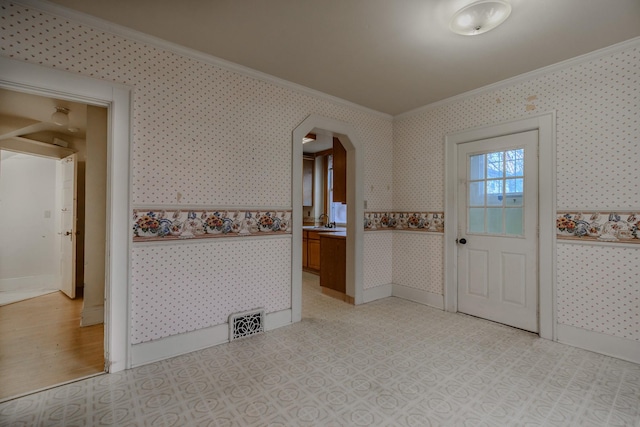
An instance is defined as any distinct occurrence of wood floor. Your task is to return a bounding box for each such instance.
[0,291,104,401]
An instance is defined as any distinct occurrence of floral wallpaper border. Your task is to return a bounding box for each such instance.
[556,211,639,244]
[133,209,292,242]
[364,212,444,232]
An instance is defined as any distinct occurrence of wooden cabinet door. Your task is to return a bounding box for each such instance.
[302,232,308,268]
[307,238,321,271]
[332,137,347,203]
[320,235,346,293]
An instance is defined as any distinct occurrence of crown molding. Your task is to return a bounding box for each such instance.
[12,0,393,121]
[394,36,640,120]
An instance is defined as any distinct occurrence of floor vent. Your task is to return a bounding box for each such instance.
[229,308,265,341]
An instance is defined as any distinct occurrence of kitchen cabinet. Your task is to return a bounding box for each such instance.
[303,230,322,274]
[319,233,346,294]
[332,137,347,203]
[302,231,308,268]
[302,156,314,207]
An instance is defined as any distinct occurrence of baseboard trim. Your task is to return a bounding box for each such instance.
[81,305,104,326]
[130,309,292,367]
[265,309,293,331]
[363,284,393,303]
[392,284,444,310]
[0,274,58,291]
[556,323,640,364]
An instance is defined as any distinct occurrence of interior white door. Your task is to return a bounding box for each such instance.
[457,130,538,332]
[59,153,77,299]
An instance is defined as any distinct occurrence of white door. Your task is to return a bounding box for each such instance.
[457,130,538,332]
[59,153,77,299]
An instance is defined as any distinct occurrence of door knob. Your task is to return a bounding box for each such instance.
[456,238,467,244]
[64,231,72,236]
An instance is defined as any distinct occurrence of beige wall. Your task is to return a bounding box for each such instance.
[82,105,107,326]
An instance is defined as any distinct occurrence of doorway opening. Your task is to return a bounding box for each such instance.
[1,55,132,378]
[292,115,364,322]
[0,88,108,400]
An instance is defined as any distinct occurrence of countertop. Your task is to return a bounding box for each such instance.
[302,226,347,232]
[318,231,346,238]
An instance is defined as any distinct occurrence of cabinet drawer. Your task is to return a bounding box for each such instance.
[306,230,322,240]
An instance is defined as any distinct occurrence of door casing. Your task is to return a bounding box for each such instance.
[0,56,132,371]
[444,112,556,340]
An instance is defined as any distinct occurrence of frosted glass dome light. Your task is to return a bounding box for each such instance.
[51,107,70,126]
[450,0,512,36]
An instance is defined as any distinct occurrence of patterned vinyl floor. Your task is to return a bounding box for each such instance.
[1,272,638,426]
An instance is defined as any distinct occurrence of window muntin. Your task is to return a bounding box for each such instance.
[467,149,524,236]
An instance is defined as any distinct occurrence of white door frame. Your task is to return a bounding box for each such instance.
[0,57,132,371]
[444,112,556,340]
[292,114,364,322]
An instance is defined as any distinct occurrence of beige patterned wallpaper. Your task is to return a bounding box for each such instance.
[557,244,639,341]
[0,0,394,343]
[2,0,637,346]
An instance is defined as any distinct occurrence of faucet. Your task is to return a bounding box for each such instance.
[318,213,329,227]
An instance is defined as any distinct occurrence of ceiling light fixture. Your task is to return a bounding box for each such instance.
[450,0,512,36]
[302,133,316,144]
[51,107,70,126]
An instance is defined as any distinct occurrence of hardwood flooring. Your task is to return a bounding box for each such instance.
[0,291,104,401]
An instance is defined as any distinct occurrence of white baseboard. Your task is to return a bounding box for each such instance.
[392,284,444,310]
[265,309,292,331]
[0,274,58,291]
[130,309,293,367]
[81,305,104,326]
[557,323,640,364]
[363,284,393,303]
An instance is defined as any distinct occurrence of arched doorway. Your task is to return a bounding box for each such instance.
[291,114,364,322]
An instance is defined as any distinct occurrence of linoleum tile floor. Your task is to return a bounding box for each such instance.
[1,273,638,427]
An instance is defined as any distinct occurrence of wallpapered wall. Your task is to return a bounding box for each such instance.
[393,45,639,342]
[0,0,394,344]
[2,1,637,347]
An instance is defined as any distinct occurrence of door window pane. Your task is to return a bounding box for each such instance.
[467,148,525,237]
[469,154,485,180]
[486,152,504,178]
[469,208,485,233]
[506,208,523,235]
[469,182,484,206]
[505,178,523,193]
[505,149,524,177]
[486,180,503,206]
[487,208,503,234]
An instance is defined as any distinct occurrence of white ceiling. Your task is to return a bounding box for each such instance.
[33,0,640,115]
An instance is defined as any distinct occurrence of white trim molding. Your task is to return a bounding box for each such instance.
[557,324,640,365]
[363,284,393,303]
[444,111,557,341]
[130,309,292,367]
[81,305,105,327]
[392,285,445,310]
